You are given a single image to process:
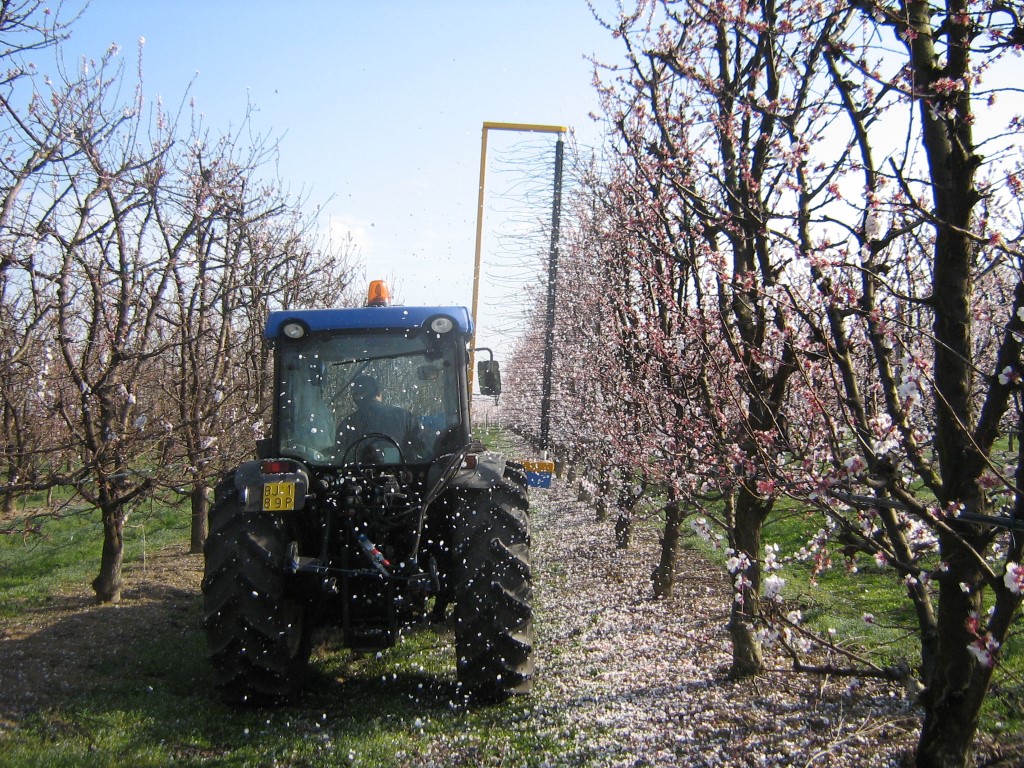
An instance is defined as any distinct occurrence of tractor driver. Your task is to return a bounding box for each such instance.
[336,374,427,462]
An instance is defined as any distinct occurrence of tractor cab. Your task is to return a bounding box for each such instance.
[264,297,475,470]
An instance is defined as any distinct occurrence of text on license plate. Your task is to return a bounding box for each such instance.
[263,481,296,511]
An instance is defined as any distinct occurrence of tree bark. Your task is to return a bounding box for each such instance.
[915,565,989,768]
[728,486,771,677]
[92,506,125,604]
[652,498,684,598]
[901,1,992,763]
[615,513,631,549]
[189,482,210,554]
[577,482,593,504]
[594,465,611,522]
[615,475,645,550]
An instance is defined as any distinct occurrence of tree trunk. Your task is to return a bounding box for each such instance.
[2,453,16,514]
[615,512,631,549]
[190,482,210,554]
[915,559,989,768]
[652,498,683,598]
[92,506,125,604]
[594,466,611,522]
[614,475,644,550]
[916,694,986,768]
[577,483,593,504]
[906,1,988,761]
[728,485,771,677]
[595,495,608,522]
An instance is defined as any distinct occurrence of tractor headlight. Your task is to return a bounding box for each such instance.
[282,321,306,339]
[429,316,455,334]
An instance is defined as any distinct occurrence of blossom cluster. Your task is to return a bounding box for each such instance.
[967,631,1001,668]
[689,517,723,548]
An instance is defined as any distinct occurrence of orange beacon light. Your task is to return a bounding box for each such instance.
[366,280,391,307]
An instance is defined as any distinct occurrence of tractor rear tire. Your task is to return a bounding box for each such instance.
[202,475,311,704]
[453,464,533,699]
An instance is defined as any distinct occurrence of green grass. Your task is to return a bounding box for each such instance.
[670,493,933,668]
[676,492,1024,739]
[0,609,565,767]
[0,494,571,768]
[0,496,190,618]
[473,425,520,456]
[758,503,919,666]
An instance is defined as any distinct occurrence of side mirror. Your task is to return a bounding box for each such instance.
[477,360,501,396]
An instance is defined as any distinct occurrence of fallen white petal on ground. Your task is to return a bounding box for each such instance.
[521,474,918,767]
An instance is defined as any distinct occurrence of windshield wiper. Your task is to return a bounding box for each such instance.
[331,349,428,366]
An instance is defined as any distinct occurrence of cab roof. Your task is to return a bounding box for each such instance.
[265,306,474,339]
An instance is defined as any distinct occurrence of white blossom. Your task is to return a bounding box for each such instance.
[864,210,884,240]
[763,574,786,602]
[1004,562,1024,595]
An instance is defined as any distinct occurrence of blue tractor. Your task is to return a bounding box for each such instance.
[201,283,532,703]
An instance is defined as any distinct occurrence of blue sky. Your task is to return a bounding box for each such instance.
[61,0,624,353]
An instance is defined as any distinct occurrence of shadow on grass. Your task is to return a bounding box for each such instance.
[0,583,521,767]
[0,583,203,722]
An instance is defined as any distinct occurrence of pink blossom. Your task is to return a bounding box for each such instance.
[967,634,1000,668]
[843,455,866,475]
[966,612,981,635]
[979,472,1000,489]
[1004,562,1024,595]
[932,77,965,95]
